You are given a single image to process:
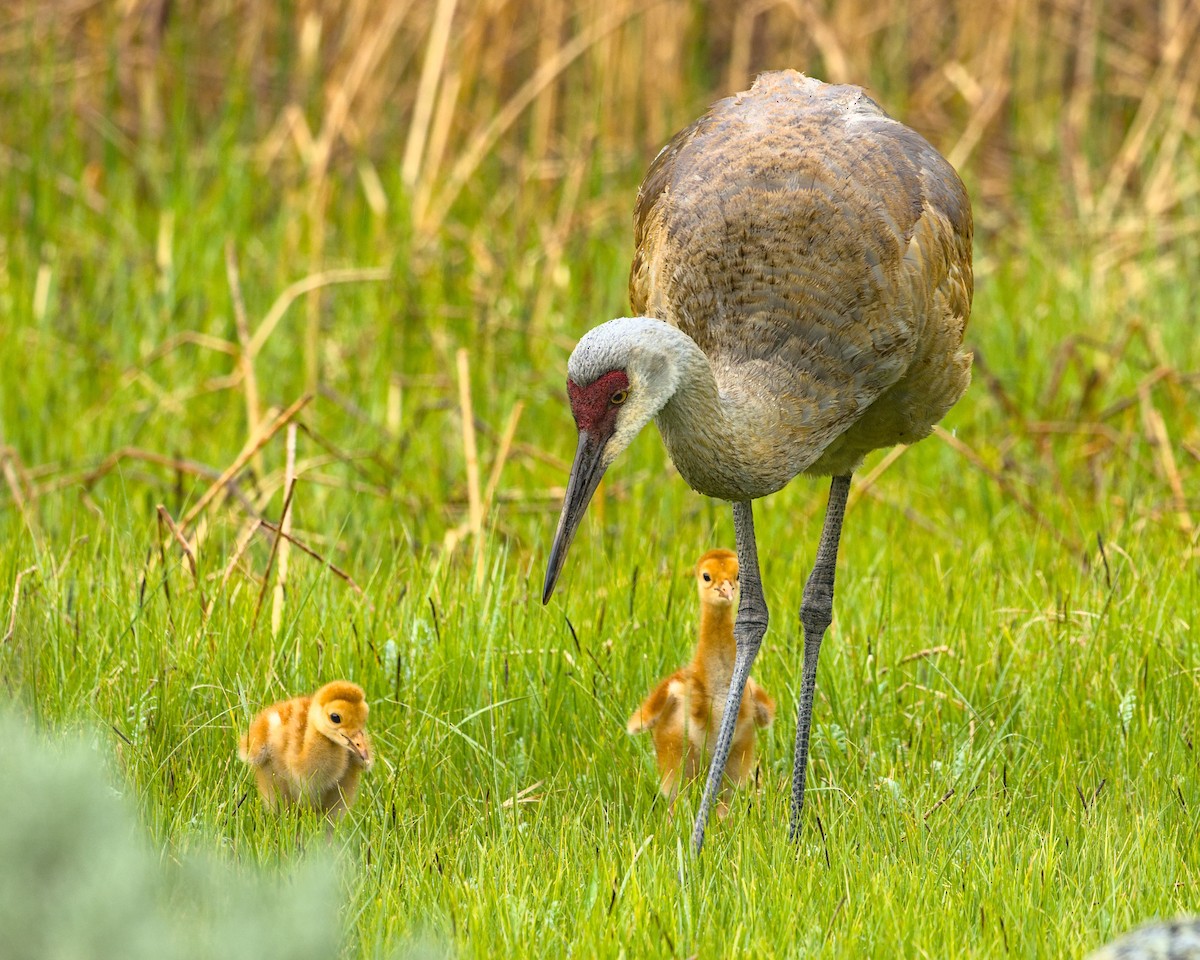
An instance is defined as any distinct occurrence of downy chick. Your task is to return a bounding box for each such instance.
[239,680,373,819]
[627,549,775,814]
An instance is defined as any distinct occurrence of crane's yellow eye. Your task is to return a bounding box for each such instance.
[611,389,628,405]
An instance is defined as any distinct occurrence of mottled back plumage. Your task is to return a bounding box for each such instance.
[629,70,973,484]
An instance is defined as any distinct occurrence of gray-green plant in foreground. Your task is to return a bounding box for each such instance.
[1087,919,1200,960]
[0,712,344,960]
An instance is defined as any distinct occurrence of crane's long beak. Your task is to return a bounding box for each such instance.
[543,429,608,604]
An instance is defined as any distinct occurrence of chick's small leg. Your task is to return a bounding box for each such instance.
[652,718,684,815]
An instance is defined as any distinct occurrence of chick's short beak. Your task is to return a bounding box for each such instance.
[717,580,735,602]
[543,429,608,604]
[344,731,370,762]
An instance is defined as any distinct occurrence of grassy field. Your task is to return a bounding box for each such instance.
[2,2,1199,957]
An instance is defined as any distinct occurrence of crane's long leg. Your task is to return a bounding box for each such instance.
[692,500,768,853]
[789,474,851,840]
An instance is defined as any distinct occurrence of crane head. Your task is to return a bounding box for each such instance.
[542,369,630,603]
[542,316,687,603]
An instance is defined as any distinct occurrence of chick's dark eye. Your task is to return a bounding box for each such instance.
[611,388,628,405]
[702,572,711,582]
[330,713,341,724]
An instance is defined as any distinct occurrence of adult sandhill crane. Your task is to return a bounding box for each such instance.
[542,70,973,851]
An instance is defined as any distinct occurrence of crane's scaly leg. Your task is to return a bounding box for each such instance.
[789,474,851,840]
[692,500,768,853]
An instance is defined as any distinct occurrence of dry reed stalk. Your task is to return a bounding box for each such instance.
[135,330,240,367]
[304,193,327,395]
[252,477,296,632]
[639,0,689,141]
[1138,387,1195,535]
[791,0,852,82]
[156,504,209,612]
[893,681,967,711]
[57,449,227,500]
[156,505,199,578]
[970,352,1023,422]
[923,788,956,821]
[2,450,43,553]
[945,1,1016,171]
[311,8,411,179]
[298,3,409,393]
[247,268,389,355]
[442,399,525,566]
[262,103,316,168]
[530,135,591,328]
[456,348,485,587]
[1,565,37,645]
[933,425,1081,554]
[1,450,29,510]
[250,444,381,495]
[403,0,458,189]
[203,517,264,625]
[416,1,654,236]
[729,0,844,93]
[482,401,525,520]
[17,0,1200,244]
[256,515,369,600]
[899,645,954,665]
[1143,20,1200,216]
[155,209,173,301]
[724,1,759,93]
[271,423,299,638]
[500,780,545,808]
[846,444,909,513]
[415,69,463,227]
[1094,1,1200,227]
[178,394,311,533]
[590,0,625,151]
[530,0,567,162]
[51,535,88,582]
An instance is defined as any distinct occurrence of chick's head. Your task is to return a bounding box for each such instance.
[310,681,371,761]
[695,548,738,607]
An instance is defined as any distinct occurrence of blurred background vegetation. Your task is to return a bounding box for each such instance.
[1,0,1196,554]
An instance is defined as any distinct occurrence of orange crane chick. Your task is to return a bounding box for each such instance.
[628,549,775,815]
[238,680,373,819]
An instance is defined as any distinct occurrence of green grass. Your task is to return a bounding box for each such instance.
[3,13,1200,959]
